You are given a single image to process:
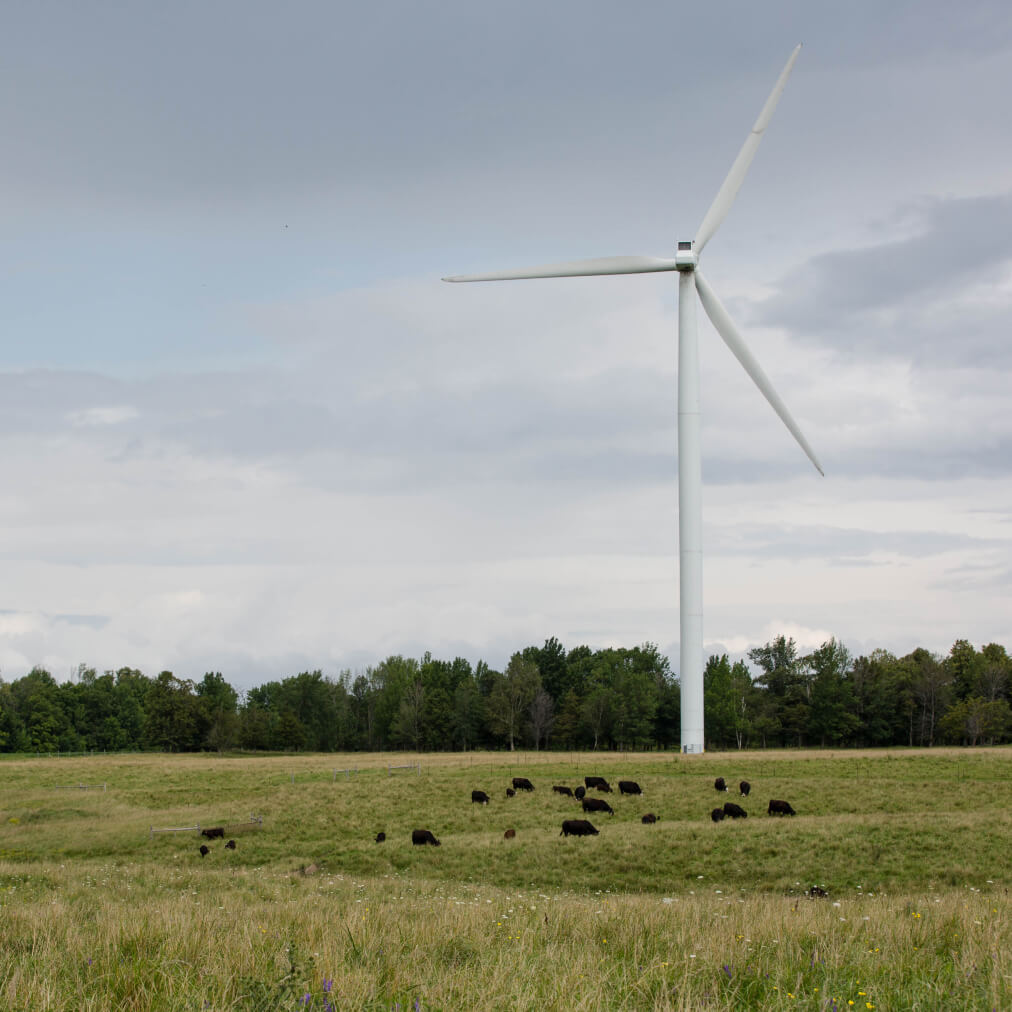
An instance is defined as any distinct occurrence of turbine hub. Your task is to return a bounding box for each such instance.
[674,240,697,272]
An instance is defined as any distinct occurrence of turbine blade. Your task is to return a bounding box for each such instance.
[695,270,823,475]
[442,255,679,282]
[694,44,802,255]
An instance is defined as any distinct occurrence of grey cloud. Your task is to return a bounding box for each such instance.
[755,193,1012,365]
[711,523,999,562]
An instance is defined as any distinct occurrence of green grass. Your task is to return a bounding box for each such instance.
[1,748,1010,1009]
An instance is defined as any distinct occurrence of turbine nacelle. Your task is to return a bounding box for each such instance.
[674,241,697,272]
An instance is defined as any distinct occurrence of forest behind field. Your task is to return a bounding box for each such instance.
[1,635,1010,755]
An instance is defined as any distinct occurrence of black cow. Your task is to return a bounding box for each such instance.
[710,807,726,823]
[582,797,614,816]
[411,829,441,846]
[584,776,608,790]
[375,832,386,843]
[768,799,796,816]
[199,844,210,858]
[723,802,747,819]
[512,777,534,792]
[201,827,225,840]
[471,790,490,805]
[714,777,728,793]
[224,839,236,850]
[739,780,751,797]
[618,780,642,796]
[552,785,573,796]
[641,813,657,824]
[506,787,516,798]
[560,819,599,837]
[807,885,828,898]
[503,829,516,840]
[574,786,586,800]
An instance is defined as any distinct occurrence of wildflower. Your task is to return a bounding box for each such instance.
[866,1004,875,1009]
[323,978,333,993]
[723,965,732,978]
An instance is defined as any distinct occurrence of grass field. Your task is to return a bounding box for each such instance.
[1,748,1009,1010]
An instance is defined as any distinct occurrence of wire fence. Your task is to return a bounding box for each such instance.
[149,813,264,840]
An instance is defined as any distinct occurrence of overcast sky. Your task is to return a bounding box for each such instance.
[2,1,1010,689]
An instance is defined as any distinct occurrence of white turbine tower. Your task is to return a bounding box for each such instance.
[443,45,823,754]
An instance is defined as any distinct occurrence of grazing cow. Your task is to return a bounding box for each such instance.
[411,829,441,846]
[512,777,534,792]
[768,799,796,816]
[471,790,490,805]
[503,829,516,840]
[201,827,225,840]
[723,802,747,819]
[199,844,210,858]
[739,780,751,797]
[225,839,236,850]
[584,776,608,790]
[574,786,586,800]
[807,885,828,898]
[618,780,642,796]
[582,797,614,816]
[505,787,515,798]
[552,785,573,796]
[560,819,599,837]
[710,807,726,823]
[375,832,386,843]
[714,777,728,793]
[641,813,657,824]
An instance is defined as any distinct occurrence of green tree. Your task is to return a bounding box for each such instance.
[528,689,555,750]
[704,655,737,749]
[552,689,584,748]
[806,639,859,746]
[946,640,982,702]
[390,680,426,749]
[939,696,1012,745]
[978,644,1011,702]
[749,636,809,746]
[850,650,902,747]
[451,679,485,750]
[143,672,199,751]
[196,671,239,752]
[487,653,540,751]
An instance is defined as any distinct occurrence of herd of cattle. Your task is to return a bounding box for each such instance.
[197,827,238,858]
[371,775,799,849]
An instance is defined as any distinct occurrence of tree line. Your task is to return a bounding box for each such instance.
[0,636,1009,755]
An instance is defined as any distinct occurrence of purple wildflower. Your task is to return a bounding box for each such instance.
[323,978,333,993]
[300,994,311,1006]
[723,965,732,978]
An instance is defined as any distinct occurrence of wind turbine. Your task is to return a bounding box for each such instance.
[443,45,823,753]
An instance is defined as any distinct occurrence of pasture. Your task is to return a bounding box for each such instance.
[1,749,1009,1009]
